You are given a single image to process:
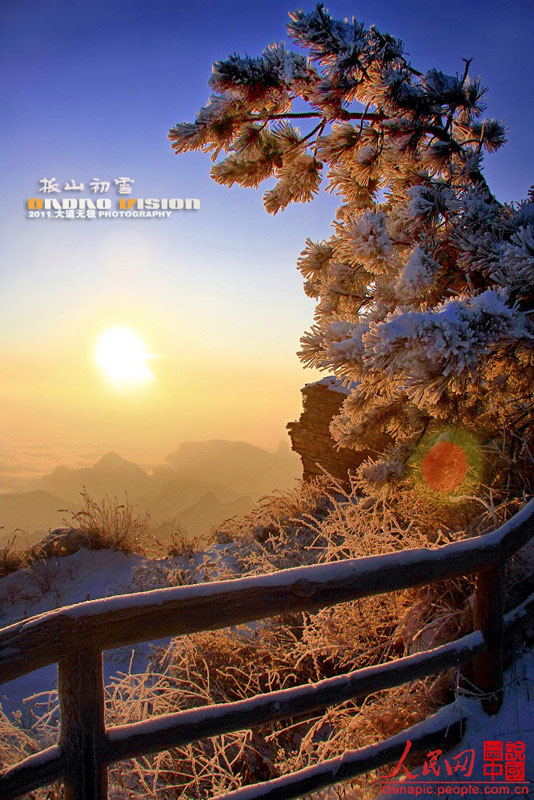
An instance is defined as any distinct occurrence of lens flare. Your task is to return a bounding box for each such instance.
[421,440,468,491]
[409,427,483,500]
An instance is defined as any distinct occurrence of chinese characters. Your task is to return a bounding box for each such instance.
[382,739,527,790]
[39,177,135,194]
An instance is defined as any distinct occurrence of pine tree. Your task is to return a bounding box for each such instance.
[169,5,534,496]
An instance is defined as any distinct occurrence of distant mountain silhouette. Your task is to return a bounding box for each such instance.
[146,476,238,526]
[173,491,255,537]
[6,439,301,541]
[40,452,154,503]
[165,439,299,497]
[0,489,68,544]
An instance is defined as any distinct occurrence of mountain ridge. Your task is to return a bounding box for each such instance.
[0,439,300,543]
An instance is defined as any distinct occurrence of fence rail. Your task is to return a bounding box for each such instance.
[1,498,533,800]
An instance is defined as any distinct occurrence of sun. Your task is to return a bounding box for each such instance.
[95,326,154,386]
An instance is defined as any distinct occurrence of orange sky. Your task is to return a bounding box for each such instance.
[1,308,316,471]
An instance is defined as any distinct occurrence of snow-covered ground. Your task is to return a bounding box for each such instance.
[0,546,532,794]
[380,651,534,792]
[0,544,236,716]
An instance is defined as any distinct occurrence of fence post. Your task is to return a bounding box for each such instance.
[58,646,108,800]
[471,564,505,714]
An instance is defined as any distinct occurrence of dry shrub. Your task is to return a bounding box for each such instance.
[63,489,149,555]
[164,530,204,559]
[0,707,43,772]
[0,700,61,800]
[212,478,336,570]
[0,534,30,580]
[0,491,151,583]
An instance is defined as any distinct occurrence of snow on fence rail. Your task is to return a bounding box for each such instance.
[0,499,533,800]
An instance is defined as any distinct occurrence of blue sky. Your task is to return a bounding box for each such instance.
[0,0,532,471]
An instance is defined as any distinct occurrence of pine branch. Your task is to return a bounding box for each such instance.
[280,120,326,158]
[243,111,385,122]
[423,123,495,198]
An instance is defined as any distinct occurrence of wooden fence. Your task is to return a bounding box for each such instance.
[0,499,533,800]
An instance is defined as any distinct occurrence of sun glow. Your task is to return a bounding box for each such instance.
[95,326,154,386]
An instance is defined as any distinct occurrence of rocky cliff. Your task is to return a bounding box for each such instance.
[287,377,373,487]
